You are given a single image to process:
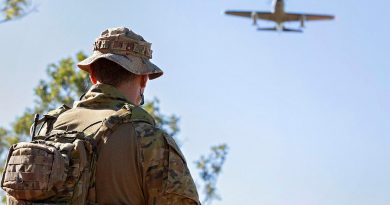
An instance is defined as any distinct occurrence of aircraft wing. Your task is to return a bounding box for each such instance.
[225,11,275,21]
[283,13,335,22]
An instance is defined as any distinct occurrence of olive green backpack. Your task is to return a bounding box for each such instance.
[1,104,141,205]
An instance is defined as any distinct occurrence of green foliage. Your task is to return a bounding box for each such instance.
[35,52,90,111]
[196,144,229,205]
[12,110,32,136]
[0,127,17,150]
[0,0,32,23]
[0,127,10,153]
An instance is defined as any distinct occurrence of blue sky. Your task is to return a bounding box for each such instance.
[0,0,389,204]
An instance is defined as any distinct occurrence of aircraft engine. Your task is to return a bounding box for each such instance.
[300,15,306,28]
[251,12,257,26]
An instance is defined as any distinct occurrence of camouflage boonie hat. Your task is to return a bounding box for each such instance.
[77,27,163,80]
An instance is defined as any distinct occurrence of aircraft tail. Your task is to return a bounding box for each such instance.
[282,27,303,33]
[257,27,302,33]
[257,27,278,31]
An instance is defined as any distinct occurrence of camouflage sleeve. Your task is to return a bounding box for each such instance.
[135,123,200,205]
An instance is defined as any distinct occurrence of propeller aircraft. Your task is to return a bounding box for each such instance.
[225,0,335,32]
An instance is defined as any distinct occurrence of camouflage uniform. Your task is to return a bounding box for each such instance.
[63,27,198,204]
[50,84,199,205]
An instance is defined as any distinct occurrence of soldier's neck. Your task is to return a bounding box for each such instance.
[116,81,141,106]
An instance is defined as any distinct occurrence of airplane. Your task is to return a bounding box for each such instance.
[225,0,335,32]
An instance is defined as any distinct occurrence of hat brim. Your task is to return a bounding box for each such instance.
[77,51,163,80]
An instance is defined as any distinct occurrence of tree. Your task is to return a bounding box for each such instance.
[0,52,227,204]
[0,0,34,23]
[196,144,228,205]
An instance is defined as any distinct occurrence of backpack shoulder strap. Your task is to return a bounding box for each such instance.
[106,103,155,127]
[86,103,155,203]
[127,104,156,126]
[45,104,71,117]
[101,103,155,132]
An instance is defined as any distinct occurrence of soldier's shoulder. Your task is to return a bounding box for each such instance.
[133,121,162,138]
[129,106,165,147]
[46,104,71,117]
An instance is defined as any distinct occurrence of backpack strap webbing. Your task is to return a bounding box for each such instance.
[30,104,71,137]
[104,104,155,129]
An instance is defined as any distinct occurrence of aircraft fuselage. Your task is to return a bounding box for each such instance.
[273,0,285,24]
[271,0,285,26]
[273,0,285,15]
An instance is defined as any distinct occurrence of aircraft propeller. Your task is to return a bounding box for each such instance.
[300,15,306,28]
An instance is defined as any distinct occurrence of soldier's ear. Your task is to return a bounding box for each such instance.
[89,69,98,85]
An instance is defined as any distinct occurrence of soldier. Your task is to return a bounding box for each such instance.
[56,27,199,204]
